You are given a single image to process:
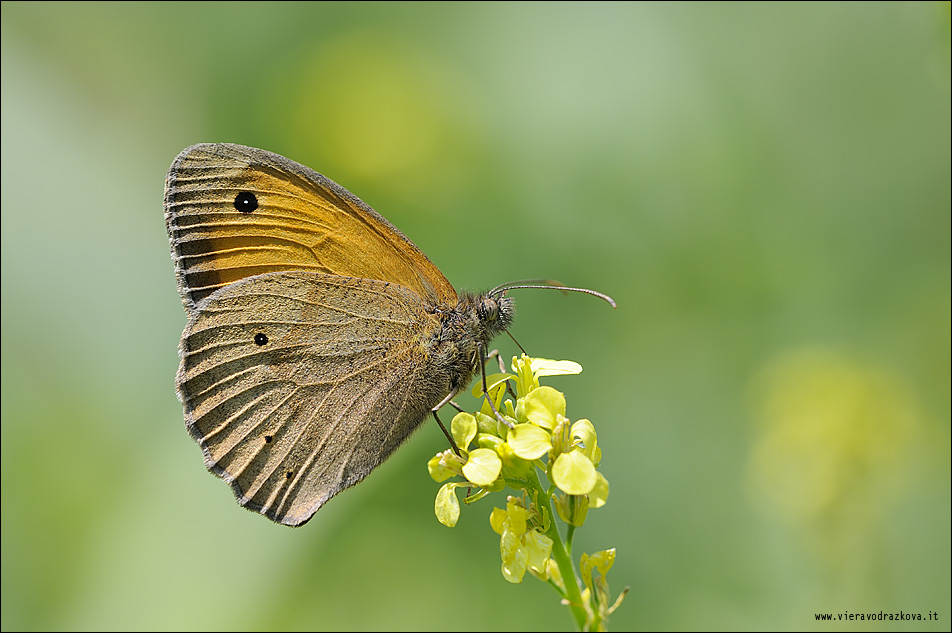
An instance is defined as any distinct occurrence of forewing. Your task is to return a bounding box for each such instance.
[177,271,447,526]
[164,143,457,311]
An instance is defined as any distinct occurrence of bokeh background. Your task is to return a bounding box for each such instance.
[2,2,949,630]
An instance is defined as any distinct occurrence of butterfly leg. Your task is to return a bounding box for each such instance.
[483,348,507,373]
[432,389,462,455]
[482,348,518,401]
[444,350,507,414]
[477,343,513,429]
[430,345,512,457]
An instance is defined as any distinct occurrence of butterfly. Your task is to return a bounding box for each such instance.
[165,143,611,526]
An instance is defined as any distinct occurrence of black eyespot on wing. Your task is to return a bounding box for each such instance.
[254,333,269,346]
[234,191,258,213]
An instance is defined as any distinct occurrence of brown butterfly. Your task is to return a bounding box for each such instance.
[165,143,611,526]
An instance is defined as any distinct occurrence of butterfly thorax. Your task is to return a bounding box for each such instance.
[426,292,515,392]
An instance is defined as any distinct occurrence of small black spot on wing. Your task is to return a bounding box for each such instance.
[234,191,258,213]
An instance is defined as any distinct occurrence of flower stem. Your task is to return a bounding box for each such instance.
[527,468,588,630]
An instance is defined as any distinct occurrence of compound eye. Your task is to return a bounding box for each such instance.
[481,297,499,322]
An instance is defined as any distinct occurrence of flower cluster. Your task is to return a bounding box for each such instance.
[427,355,626,630]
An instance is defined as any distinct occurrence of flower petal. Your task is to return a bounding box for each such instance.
[471,372,513,397]
[490,507,508,535]
[462,448,502,487]
[450,412,477,450]
[590,548,616,575]
[427,452,454,482]
[524,529,554,573]
[531,358,583,377]
[522,386,566,430]
[590,471,610,508]
[435,483,461,527]
[500,530,529,584]
[552,451,597,495]
[507,423,553,459]
[506,497,528,535]
[570,419,598,463]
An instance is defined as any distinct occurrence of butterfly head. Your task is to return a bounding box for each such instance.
[478,291,515,336]
[452,289,515,348]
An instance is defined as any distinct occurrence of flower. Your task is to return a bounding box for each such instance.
[490,497,553,583]
[580,549,627,625]
[425,354,622,623]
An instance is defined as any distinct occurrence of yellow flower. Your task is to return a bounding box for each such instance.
[425,355,625,625]
[491,497,553,583]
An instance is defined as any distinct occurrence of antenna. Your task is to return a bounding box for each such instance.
[488,279,616,308]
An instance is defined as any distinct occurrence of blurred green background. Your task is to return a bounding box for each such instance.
[2,2,949,630]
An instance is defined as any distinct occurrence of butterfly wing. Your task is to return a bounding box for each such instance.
[178,271,451,526]
[164,143,457,311]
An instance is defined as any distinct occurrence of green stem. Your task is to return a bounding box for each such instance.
[527,469,587,631]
